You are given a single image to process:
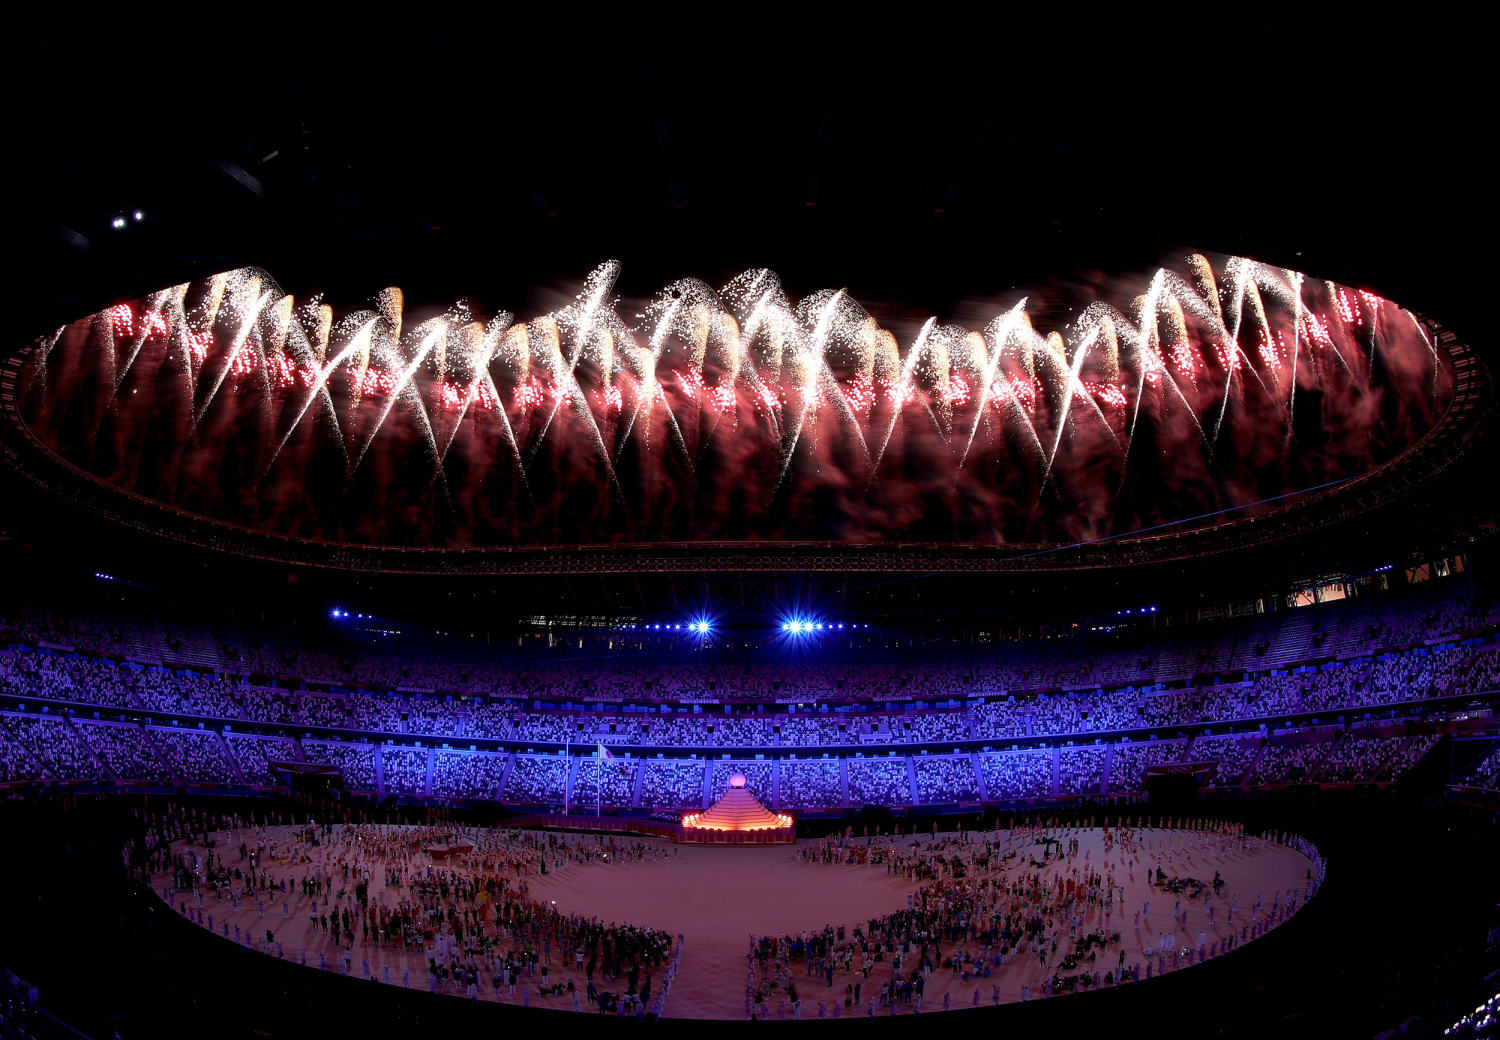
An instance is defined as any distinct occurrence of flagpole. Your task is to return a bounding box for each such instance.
[564,726,569,817]
[596,744,602,819]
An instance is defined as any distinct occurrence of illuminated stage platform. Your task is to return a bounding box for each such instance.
[527,776,795,845]
[679,775,794,844]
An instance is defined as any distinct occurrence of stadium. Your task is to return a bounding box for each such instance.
[1,9,1496,1040]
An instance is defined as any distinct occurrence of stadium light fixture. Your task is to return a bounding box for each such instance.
[780,615,823,637]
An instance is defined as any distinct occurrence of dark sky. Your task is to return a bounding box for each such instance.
[2,6,1489,336]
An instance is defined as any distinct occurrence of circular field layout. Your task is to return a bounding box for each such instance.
[155,823,1316,1019]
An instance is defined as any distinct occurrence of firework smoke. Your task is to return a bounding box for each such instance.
[20,253,1452,548]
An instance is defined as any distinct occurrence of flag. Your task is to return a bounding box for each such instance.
[596,743,615,762]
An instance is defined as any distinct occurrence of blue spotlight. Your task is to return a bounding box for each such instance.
[780,615,824,636]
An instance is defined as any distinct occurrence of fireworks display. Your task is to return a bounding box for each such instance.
[14,254,1453,549]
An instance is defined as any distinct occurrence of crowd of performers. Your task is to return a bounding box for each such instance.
[128,804,1327,1021]
[751,816,1327,1019]
[139,803,683,1019]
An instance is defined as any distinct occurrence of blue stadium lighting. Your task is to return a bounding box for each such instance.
[780,616,823,636]
[330,608,342,619]
[688,618,713,635]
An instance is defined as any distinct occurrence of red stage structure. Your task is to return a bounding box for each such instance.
[679,775,795,844]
